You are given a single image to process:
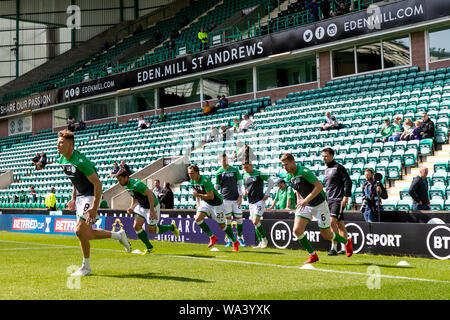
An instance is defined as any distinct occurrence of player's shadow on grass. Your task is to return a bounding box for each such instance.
[98,272,212,283]
[237,250,285,255]
[319,262,415,269]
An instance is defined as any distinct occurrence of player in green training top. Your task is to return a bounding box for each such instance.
[188,165,240,252]
[57,129,131,276]
[242,161,274,249]
[215,153,246,247]
[115,169,179,254]
[280,153,353,264]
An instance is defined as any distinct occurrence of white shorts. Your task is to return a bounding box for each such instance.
[134,203,161,226]
[295,201,331,229]
[249,200,265,218]
[222,199,242,217]
[76,196,96,221]
[198,201,226,225]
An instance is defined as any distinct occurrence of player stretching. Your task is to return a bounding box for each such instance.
[115,169,179,254]
[57,129,131,276]
[242,161,274,249]
[188,165,239,252]
[215,153,246,247]
[280,153,353,264]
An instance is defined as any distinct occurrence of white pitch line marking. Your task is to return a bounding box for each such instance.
[1,239,449,284]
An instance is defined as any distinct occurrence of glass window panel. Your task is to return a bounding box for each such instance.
[118,89,155,115]
[85,98,116,121]
[257,55,317,91]
[357,42,382,73]
[159,79,200,108]
[203,68,253,100]
[429,27,450,62]
[333,47,355,77]
[53,104,82,128]
[382,37,410,68]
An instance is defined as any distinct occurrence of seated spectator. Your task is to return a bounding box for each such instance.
[19,190,27,203]
[335,2,348,16]
[154,29,163,44]
[220,95,229,108]
[159,182,174,209]
[198,27,208,49]
[239,114,253,132]
[158,108,167,122]
[208,23,216,32]
[137,115,147,130]
[77,119,86,131]
[400,118,414,141]
[35,152,47,170]
[412,121,423,140]
[306,0,320,22]
[388,116,403,142]
[232,118,240,132]
[420,112,435,139]
[234,142,256,163]
[144,119,151,129]
[45,187,57,211]
[321,0,331,19]
[380,117,394,142]
[30,186,37,203]
[220,125,231,142]
[32,153,40,167]
[215,96,222,109]
[199,101,214,116]
[208,126,220,142]
[67,116,76,132]
[321,111,341,130]
[107,162,120,178]
[120,160,132,176]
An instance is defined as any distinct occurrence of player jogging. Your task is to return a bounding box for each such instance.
[57,129,131,276]
[242,161,274,249]
[215,153,246,247]
[280,153,353,264]
[322,147,353,256]
[188,165,239,252]
[115,169,179,254]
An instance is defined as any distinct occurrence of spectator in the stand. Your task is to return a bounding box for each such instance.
[321,111,341,130]
[152,179,164,199]
[220,125,231,142]
[420,112,435,139]
[198,27,208,49]
[30,186,37,203]
[306,0,320,22]
[321,0,331,19]
[412,120,423,141]
[154,29,163,44]
[400,118,414,141]
[159,182,174,209]
[45,187,57,211]
[408,167,430,211]
[120,160,132,176]
[67,115,76,132]
[137,115,147,130]
[158,108,167,122]
[388,116,403,142]
[35,152,47,170]
[268,178,296,210]
[335,2,348,16]
[234,142,256,163]
[144,119,151,129]
[380,117,394,142]
[77,119,86,131]
[19,190,27,203]
[232,118,240,132]
[107,162,120,178]
[220,95,229,108]
[215,96,223,109]
[208,23,216,32]
[32,153,40,167]
[239,114,253,132]
[208,126,220,142]
[199,101,214,116]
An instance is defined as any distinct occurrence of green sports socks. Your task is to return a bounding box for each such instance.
[136,229,153,249]
[332,232,348,245]
[297,234,315,255]
[157,224,174,234]
[197,220,214,237]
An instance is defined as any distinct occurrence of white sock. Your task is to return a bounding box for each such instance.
[111,231,121,240]
[82,257,90,268]
[331,243,337,250]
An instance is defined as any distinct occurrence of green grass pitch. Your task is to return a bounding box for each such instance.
[1,231,449,300]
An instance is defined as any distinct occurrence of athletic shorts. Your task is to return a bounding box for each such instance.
[328,200,344,221]
[295,201,331,229]
[222,199,243,217]
[134,203,161,226]
[249,200,265,218]
[76,195,97,222]
[198,201,226,225]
